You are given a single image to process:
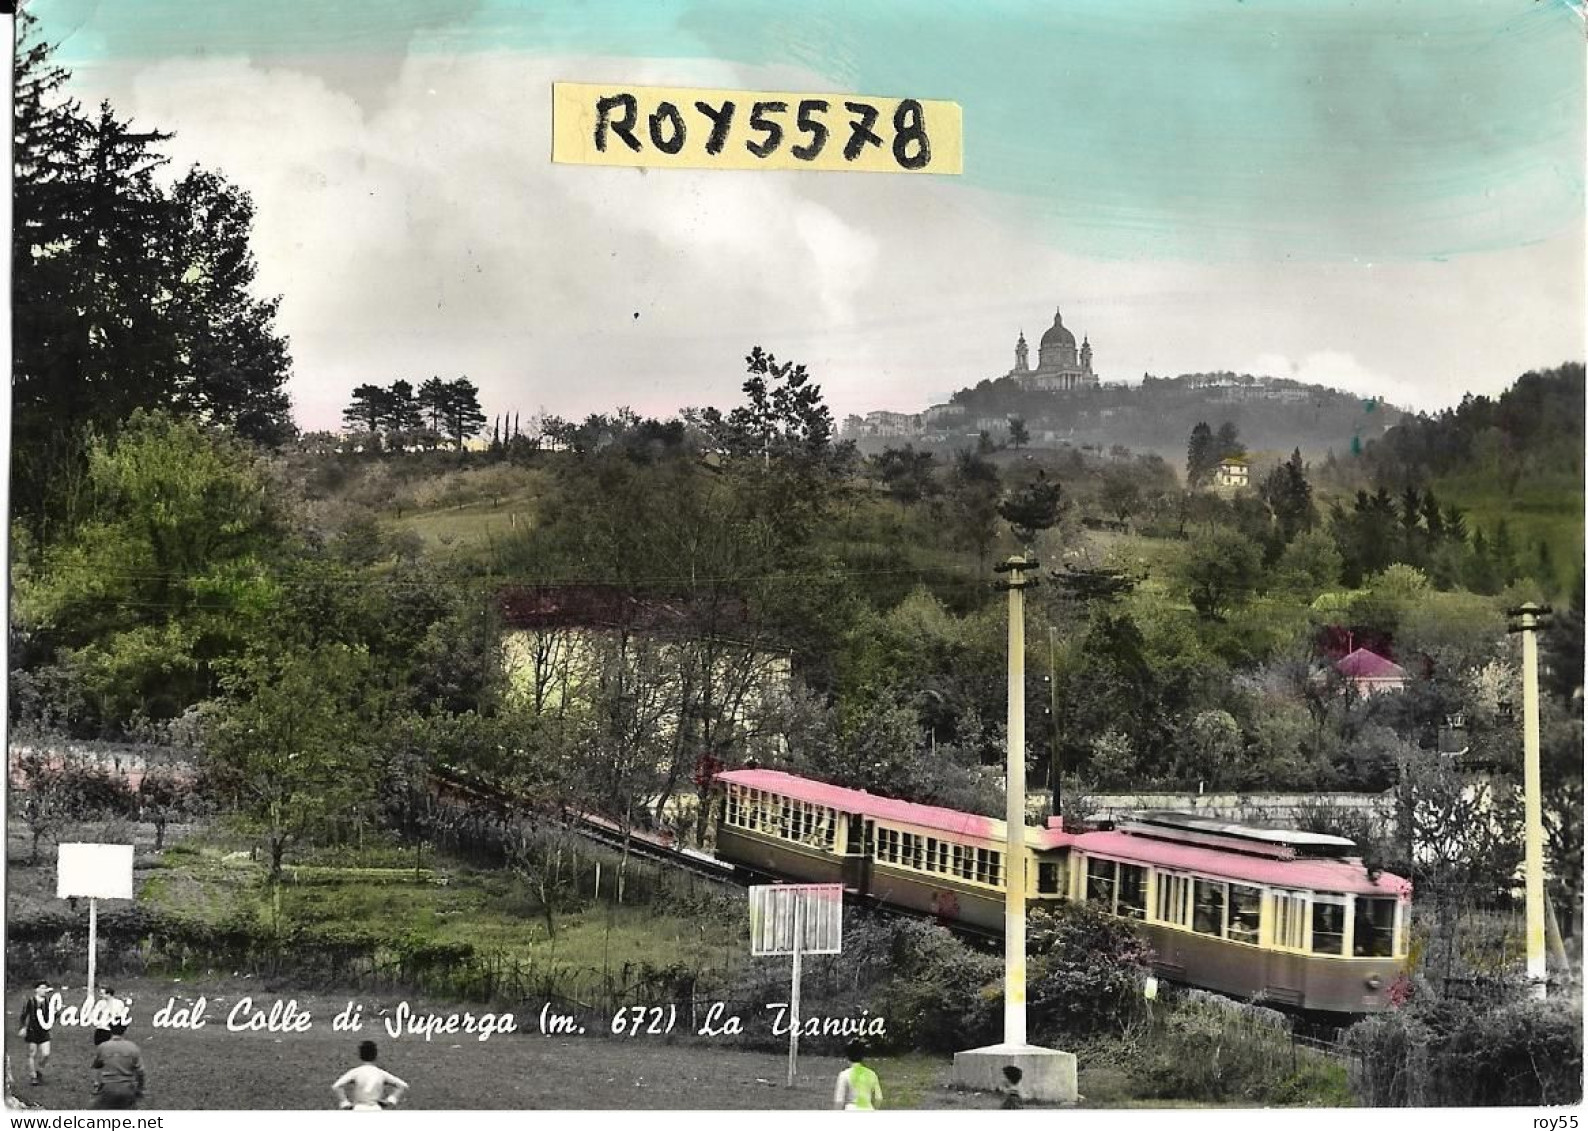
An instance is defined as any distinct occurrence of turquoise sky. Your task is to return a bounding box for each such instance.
[32,0,1586,262]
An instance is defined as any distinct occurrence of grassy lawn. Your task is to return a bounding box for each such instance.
[3,975,1263,1110]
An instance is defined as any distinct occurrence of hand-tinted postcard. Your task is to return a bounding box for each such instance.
[6,0,1584,1120]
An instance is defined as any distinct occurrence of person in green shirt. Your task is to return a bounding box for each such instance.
[833,1041,881,1111]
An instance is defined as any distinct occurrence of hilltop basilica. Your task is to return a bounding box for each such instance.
[1005,306,1098,391]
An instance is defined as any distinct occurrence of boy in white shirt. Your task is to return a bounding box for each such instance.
[331,1041,409,1111]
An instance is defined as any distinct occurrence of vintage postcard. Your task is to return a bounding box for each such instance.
[5,0,1584,1122]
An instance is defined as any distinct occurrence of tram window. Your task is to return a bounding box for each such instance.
[988,851,1001,887]
[1156,874,1191,927]
[913,836,925,870]
[1117,863,1147,919]
[1086,858,1117,910]
[845,814,862,854]
[1192,879,1225,936]
[1272,891,1306,950]
[1038,861,1061,894]
[1228,884,1261,944]
[975,849,989,883]
[1312,897,1346,955]
[1353,896,1396,957]
[938,841,949,872]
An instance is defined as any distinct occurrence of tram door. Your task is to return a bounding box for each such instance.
[843,815,874,895]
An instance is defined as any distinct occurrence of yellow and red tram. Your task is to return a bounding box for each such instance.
[712,768,1410,1014]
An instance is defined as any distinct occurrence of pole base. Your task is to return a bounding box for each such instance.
[952,1043,1077,1104]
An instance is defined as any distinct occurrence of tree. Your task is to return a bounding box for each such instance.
[441,378,487,449]
[12,411,288,733]
[1543,570,1585,703]
[1214,421,1245,461]
[1098,468,1142,527]
[875,446,941,505]
[697,346,835,465]
[998,470,1064,547]
[165,167,295,444]
[1260,448,1316,544]
[416,377,450,433]
[9,748,133,863]
[342,384,391,436]
[1186,422,1215,487]
[384,380,424,437]
[1008,416,1030,450]
[948,450,1001,559]
[1179,528,1264,620]
[11,21,295,533]
[203,644,383,888]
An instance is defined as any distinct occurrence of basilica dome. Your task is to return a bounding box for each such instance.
[1040,308,1075,349]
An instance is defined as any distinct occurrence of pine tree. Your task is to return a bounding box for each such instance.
[342,385,390,435]
[385,380,423,435]
[416,377,449,433]
[441,378,487,449]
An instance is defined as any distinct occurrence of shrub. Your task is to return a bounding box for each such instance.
[1027,904,1153,1041]
[1133,993,1350,1106]
[1347,992,1583,1106]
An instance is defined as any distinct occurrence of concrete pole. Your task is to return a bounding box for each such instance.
[1517,603,1547,997]
[1001,556,1031,1047]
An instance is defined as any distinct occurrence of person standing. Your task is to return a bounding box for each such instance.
[16,984,52,1085]
[832,1041,882,1111]
[91,1025,144,1109]
[332,1041,409,1111]
[91,988,121,1047]
[1000,1065,1024,1109]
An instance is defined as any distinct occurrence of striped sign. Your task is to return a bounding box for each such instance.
[749,883,844,956]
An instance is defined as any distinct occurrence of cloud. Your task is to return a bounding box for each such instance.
[54,41,1583,432]
[1249,351,1419,411]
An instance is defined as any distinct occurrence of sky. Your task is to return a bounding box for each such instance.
[24,0,1588,432]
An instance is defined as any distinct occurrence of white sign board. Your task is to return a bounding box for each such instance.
[750,883,843,956]
[56,843,135,900]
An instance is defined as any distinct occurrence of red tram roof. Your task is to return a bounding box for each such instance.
[715,769,1071,849]
[1072,828,1410,898]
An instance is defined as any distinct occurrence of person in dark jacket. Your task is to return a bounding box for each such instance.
[91,1025,144,1109]
[16,984,51,1085]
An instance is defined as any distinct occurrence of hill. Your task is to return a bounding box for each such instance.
[844,371,1406,464]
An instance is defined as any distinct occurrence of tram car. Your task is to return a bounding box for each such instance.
[712,768,1410,1014]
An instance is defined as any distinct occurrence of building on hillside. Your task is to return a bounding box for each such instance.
[1004,306,1099,392]
[496,585,793,773]
[1213,456,1249,489]
[1335,648,1407,696]
[923,403,966,424]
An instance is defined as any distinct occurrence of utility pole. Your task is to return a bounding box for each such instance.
[1048,625,1061,817]
[953,552,1075,1101]
[1507,602,1552,999]
[993,553,1038,1047]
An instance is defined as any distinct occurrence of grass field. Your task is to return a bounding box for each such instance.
[2,977,1029,1111]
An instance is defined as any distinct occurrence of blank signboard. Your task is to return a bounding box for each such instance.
[750,883,844,956]
[57,843,135,899]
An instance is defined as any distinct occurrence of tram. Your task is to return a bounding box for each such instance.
[712,768,1410,1014]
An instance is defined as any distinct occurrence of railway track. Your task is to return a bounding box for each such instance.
[431,766,1378,1029]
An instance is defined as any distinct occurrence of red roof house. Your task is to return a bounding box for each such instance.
[1335,647,1407,695]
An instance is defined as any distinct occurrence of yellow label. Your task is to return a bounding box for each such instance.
[551,82,962,175]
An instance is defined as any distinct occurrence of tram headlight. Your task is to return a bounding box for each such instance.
[1365,974,1383,991]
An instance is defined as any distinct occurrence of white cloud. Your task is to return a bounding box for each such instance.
[1249,351,1412,408]
[57,49,1583,432]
